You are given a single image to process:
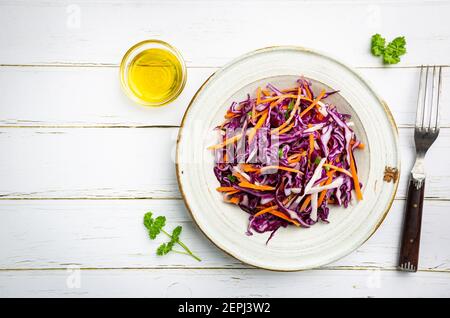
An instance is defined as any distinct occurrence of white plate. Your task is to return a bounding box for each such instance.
[176,46,400,271]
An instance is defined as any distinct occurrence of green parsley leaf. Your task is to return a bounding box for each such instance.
[171,226,182,242]
[287,99,295,111]
[284,111,290,120]
[314,156,321,165]
[278,147,284,158]
[148,215,166,239]
[227,174,237,183]
[383,36,406,64]
[371,34,386,57]
[143,211,154,229]
[247,111,252,117]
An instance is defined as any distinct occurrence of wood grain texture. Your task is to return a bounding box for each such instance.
[0,127,448,199]
[1,0,450,297]
[0,199,449,271]
[0,66,449,127]
[0,268,449,298]
[0,1,449,67]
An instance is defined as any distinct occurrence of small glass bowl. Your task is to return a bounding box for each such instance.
[119,39,187,107]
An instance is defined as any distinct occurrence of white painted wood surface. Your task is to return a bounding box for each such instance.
[0,0,449,297]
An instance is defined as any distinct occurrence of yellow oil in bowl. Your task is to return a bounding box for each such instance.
[120,40,187,106]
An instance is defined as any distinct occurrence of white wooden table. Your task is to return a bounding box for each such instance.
[0,0,449,298]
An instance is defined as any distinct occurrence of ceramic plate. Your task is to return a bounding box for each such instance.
[176,46,400,271]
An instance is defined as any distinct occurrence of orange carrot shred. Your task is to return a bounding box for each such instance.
[254,205,277,217]
[300,195,312,211]
[238,181,275,191]
[271,88,302,134]
[268,210,300,226]
[248,109,268,143]
[309,132,314,158]
[349,147,363,201]
[318,170,335,206]
[216,186,236,192]
[299,89,326,118]
[225,197,240,204]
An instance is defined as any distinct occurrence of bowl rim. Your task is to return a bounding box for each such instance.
[119,39,187,107]
[176,45,400,271]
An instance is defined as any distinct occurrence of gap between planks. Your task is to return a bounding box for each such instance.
[0,266,448,273]
[1,64,449,69]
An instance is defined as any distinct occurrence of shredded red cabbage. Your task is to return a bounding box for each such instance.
[209,77,364,243]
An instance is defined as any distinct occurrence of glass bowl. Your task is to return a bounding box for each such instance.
[119,39,187,107]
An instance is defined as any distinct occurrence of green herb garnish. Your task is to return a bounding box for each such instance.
[227,174,237,183]
[288,99,295,111]
[278,147,284,158]
[371,34,386,56]
[383,36,406,64]
[144,212,201,261]
[370,34,406,64]
[314,156,321,165]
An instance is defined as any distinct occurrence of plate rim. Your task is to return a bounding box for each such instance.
[176,45,401,271]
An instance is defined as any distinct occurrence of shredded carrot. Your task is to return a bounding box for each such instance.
[304,84,313,100]
[240,164,259,173]
[223,152,228,163]
[216,186,236,192]
[316,113,324,121]
[259,165,303,174]
[225,197,240,204]
[328,198,336,204]
[225,111,240,119]
[287,151,307,163]
[248,109,268,142]
[299,89,326,118]
[233,171,248,183]
[357,142,365,149]
[262,89,271,96]
[238,181,275,191]
[318,170,335,206]
[268,210,300,226]
[254,205,277,217]
[271,88,302,134]
[349,147,363,201]
[300,195,312,212]
[322,164,352,178]
[208,133,243,150]
[278,122,295,135]
[257,94,298,105]
[226,190,240,195]
[256,87,262,104]
[308,131,314,158]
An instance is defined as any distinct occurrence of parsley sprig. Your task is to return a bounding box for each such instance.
[371,34,406,64]
[143,212,201,262]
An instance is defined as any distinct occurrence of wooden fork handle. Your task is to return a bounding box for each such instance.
[398,177,425,272]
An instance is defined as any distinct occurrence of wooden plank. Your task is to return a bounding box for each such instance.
[0,268,448,297]
[0,66,449,128]
[0,199,448,270]
[0,1,449,67]
[0,127,449,199]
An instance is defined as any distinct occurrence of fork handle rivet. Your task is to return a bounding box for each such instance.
[413,203,418,208]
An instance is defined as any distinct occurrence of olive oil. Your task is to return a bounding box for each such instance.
[127,48,184,105]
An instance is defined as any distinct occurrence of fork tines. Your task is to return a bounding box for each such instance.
[416,65,442,134]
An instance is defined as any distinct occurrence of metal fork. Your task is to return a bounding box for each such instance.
[398,65,442,272]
